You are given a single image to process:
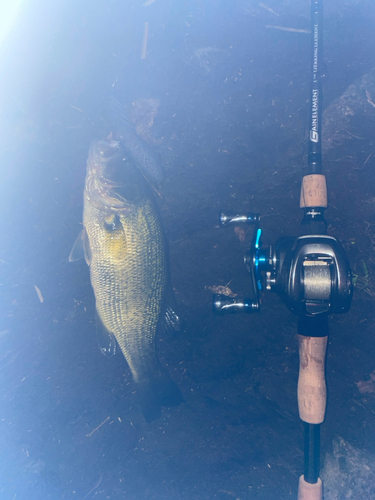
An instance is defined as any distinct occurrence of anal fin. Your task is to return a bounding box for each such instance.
[161,283,181,334]
[96,310,117,358]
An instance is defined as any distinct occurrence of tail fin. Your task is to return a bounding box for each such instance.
[108,94,132,131]
[106,94,164,184]
[136,372,183,422]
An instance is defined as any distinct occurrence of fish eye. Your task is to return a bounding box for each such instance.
[103,213,121,232]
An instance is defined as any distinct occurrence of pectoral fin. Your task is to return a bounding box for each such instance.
[68,228,92,265]
[96,311,117,358]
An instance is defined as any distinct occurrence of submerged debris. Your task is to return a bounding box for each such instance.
[323,66,375,150]
[141,21,149,59]
[265,25,310,33]
[259,2,279,16]
[356,371,375,394]
[191,47,230,75]
[322,437,375,500]
[234,226,246,242]
[205,284,237,297]
[86,416,110,438]
[34,284,44,303]
[83,475,104,500]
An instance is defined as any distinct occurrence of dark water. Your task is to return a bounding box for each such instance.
[1,1,375,498]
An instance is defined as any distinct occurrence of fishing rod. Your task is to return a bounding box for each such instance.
[213,1,353,499]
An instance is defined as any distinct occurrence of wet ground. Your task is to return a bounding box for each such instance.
[1,1,375,499]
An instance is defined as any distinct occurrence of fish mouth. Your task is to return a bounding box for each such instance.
[85,140,132,209]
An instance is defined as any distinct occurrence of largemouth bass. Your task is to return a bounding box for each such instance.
[69,139,182,421]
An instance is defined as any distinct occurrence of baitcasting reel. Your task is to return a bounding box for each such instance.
[213,212,353,317]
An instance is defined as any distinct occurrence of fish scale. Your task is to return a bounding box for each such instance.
[86,198,166,382]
